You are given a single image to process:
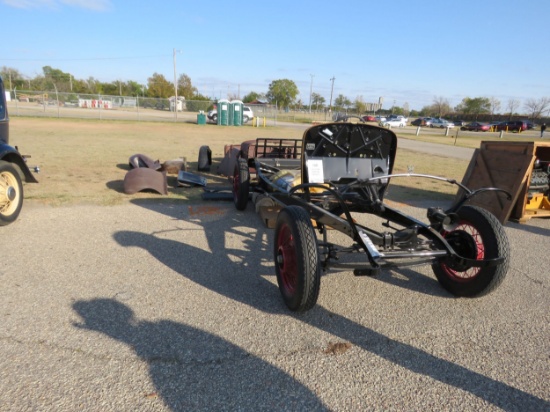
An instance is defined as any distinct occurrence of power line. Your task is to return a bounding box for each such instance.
[1,55,170,62]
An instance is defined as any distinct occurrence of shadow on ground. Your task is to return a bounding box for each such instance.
[73,200,549,410]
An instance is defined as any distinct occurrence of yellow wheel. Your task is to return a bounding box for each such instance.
[0,161,24,226]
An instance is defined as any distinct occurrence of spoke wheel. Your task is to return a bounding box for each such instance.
[274,206,320,312]
[432,205,509,297]
[0,161,24,226]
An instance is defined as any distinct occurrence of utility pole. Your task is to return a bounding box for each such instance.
[329,76,335,114]
[173,48,181,121]
[309,74,314,113]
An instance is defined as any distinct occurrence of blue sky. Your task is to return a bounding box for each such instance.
[1,0,549,111]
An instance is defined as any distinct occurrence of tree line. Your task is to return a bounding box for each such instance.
[2,66,548,119]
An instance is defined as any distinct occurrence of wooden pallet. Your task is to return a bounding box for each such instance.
[459,141,550,223]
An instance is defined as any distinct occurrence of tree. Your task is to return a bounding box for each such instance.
[432,96,451,117]
[147,73,173,98]
[0,66,24,90]
[310,92,325,111]
[489,97,501,118]
[41,66,75,92]
[524,97,550,119]
[266,79,299,109]
[127,81,144,97]
[506,99,521,119]
[455,97,490,119]
[177,74,197,100]
[242,91,263,103]
[354,96,366,114]
[334,94,351,111]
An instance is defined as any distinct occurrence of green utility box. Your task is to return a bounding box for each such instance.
[197,113,206,125]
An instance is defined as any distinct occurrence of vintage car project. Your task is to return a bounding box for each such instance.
[0,75,38,226]
[230,115,511,312]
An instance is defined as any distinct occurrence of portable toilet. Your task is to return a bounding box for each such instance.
[217,99,230,126]
[228,102,234,126]
[231,100,244,126]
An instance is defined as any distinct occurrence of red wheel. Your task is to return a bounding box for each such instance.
[232,158,249,210]
[432,206,509,297]
[274,206,320,312]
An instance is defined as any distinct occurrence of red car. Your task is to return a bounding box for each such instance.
[361,115,377,122]
[461,122,491,132]
[494,120,528,132]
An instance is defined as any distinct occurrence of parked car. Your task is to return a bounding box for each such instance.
[380,118,407,127]
[494,120,528,132]
[430,118,455,128]
[361,115,376,122]
[386,115,409,122]
[411,117,433,127]
[454,119,466,127]
[375,115,387,122]
[460,121,491,132]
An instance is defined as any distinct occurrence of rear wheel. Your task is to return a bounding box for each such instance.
[274,206,321,312]
[243,115,249,124]
[232,158,249,210]
[0,161,24,226]
[432,206,509,297]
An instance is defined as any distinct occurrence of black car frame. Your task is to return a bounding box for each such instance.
[231,117,511,312]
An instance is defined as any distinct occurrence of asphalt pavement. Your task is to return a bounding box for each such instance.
[1,197,549,411]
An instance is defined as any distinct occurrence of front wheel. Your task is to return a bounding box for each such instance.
[274,206,321,312]
[232,158,249,210]
[432,205,509,297]
[242,115,249,124]
[0,161,24,226]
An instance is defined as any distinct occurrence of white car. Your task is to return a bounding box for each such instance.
[207,105,254,123]
[380,118,407,128]
[430,118,455,128]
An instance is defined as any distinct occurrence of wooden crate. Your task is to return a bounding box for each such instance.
[459,141,550,223]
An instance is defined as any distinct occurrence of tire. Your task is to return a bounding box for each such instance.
[197,145,212,171]
[274,206,321,312]
[432,205,509,297]
[212,114,217,123]
[0,161,24,226]
[232,158,249,210]
[243,115,249,124]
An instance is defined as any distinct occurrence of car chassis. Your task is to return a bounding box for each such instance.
[231,120,511,312]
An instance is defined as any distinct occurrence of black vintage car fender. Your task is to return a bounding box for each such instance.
[0,142,38,183]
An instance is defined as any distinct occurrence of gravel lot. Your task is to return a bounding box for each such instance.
[1,197,548,411]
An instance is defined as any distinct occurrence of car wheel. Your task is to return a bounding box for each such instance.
[212,114,217,123]
[0,161,24,226]
[243,115,249,124]
[274,206,321,312]
[432,205,509,297]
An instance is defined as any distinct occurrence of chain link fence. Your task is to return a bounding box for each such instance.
[5,90,306,126]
